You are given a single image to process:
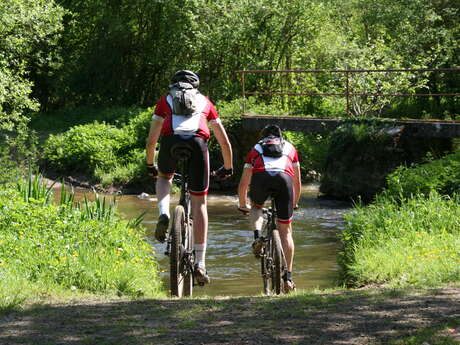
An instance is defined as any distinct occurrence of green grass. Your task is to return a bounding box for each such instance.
[0,175,165,312]
[340,192,460,287]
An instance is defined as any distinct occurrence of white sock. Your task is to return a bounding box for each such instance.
[194,243,206,269]
[250,207,264,231]
[158,198,170,218]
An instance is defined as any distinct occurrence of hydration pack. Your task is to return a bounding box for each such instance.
[259,135,284,158]
[169,82,200,116]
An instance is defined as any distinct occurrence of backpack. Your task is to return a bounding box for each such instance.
[259,135,284,158]
[169,82,200,116]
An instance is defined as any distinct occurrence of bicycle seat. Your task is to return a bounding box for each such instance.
[170,143,192,160]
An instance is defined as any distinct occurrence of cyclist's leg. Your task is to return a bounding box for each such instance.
[249,172,271,233]
[190,193,208,266]
[273,173,296,290]
[187,136,211,283]
[277,222,294,272]
[154,136,177,242]
[249,172,271,255]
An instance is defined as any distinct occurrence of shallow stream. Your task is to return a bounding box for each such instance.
[114,183,350,297]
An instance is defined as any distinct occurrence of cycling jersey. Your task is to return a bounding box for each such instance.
[243,140,300,177]
[152,93,220,140]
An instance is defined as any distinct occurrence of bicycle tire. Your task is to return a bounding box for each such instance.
[170,205,190,297]
[182,217,193,297]
[271,229,283,295]
[261,253,270,295]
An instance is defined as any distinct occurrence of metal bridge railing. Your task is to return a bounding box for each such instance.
[237,68,460,117]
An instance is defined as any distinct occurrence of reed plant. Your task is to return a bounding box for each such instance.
[339,192,460,287]
[16,169,54,205]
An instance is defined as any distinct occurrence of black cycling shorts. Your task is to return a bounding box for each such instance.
[249,171,293,223]
[158,135,209,195]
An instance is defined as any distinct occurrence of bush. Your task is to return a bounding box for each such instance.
[43,122,133,173]
[40,107,153,188]
[386,152,460,199]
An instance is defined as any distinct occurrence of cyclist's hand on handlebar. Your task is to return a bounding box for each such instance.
[237,205,250,215]
[147,164,158,178]
[212,165,233,180]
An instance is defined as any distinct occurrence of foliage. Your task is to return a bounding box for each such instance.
[320,119,406,200]
[16,169,55,206]
[339,192,460,287]
[0,0,64,162]
[39,107,152,187]
[30,106,149,136]
[386,152,460,199]
[43,122,132,173]
[283,131,329,181]
[319,119,453,201]
[0,177,163,307]
[32,0,458,120]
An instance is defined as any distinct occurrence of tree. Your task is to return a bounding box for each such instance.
[0,0,64,141]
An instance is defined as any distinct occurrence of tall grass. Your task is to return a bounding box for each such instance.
[16,169,54,205]
[339,192,460,287]
[0,173,163,311]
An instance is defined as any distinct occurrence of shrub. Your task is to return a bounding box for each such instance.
[43,122,132,173]
[386,152,460,199]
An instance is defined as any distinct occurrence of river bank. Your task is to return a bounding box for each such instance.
[1,285,459,345]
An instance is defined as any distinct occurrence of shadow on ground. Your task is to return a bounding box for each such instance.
[0,287,459,345]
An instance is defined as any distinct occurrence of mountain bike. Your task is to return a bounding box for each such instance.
[258,198,287,295]
[164,145,195,297]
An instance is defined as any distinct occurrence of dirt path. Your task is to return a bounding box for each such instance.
[0,287,459,345]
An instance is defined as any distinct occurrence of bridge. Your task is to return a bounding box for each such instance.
[238,69,460,138]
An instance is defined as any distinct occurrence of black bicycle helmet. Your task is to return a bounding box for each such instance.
[171,70,200,88]
[260,124,283,140]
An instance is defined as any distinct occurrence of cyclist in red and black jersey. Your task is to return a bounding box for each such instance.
[146,70,233,285]
[237,125,301,292]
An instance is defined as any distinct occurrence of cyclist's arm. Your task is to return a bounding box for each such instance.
[210,120,233,170]
[238,166,252,208]
[293,163,301,207]
[146,117,164,166]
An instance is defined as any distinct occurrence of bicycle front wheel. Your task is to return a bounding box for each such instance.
[170,205,193,297]
[271,230,283,295]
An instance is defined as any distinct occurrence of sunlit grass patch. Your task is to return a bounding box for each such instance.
[0,177,165,306]
[340,192,460,287]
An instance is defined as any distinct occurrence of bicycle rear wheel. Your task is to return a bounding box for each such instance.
[182,217,193,296]
[261,254,270,295]
[170,205,193,297]
[271,230,283,295]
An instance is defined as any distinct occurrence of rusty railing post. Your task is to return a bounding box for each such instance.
[241,71,246,115]
[346,70,350,116]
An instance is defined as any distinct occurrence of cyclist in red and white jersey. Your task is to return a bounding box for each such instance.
[237,125,301,292]
[146,70,233,285]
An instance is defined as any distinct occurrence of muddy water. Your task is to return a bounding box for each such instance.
[113,183,350,297]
